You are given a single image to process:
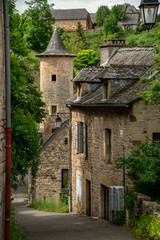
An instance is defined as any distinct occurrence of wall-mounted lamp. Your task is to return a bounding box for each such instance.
[139,0,159,28]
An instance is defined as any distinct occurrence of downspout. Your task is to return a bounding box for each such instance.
[3,0,12,240]
[66,105,72,212]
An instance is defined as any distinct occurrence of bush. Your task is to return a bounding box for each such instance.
[129,214,160,240]
[115,138,160,201]
[112,210,126,226]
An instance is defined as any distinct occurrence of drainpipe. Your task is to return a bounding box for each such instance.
[3,0,12,240]
[66,105,72,212]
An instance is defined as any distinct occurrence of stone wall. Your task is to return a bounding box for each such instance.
[39,56,73,142]
[0,1,5,239]
[126,191,160,222]
[33,125,69,202]
[55,19,92,31]
[71,100,160,219]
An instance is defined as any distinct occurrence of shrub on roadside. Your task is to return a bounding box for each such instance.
[30,197,69,213]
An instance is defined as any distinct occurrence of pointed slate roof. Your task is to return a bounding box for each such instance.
[37,28,76,57]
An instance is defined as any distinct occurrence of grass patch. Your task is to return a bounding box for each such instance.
[10,209,26,240]
[29,196,69,213]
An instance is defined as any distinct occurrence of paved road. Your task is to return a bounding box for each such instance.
[13,186,137,240]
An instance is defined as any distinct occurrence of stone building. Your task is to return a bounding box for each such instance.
[66,40,160,219]
[0,1,5,239]
[33,29,75,201]
[33,121,70,201]
[51,9,92,31]
[119,5,140,30]
[37,27,76,142]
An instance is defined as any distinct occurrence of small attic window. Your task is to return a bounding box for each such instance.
[52,74,56,81]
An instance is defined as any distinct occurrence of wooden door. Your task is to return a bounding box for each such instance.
[86,179,91,216]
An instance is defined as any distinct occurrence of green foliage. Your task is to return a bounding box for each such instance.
[103,14,120,37]
[139,44,160,106]
[30,197,69,213]
[129,214,160,240]
[73,49,99,70]
[115,138,160,200]
[124,191,135,213]
[11,109,41,189]
[96,5,110,26]
[57,27,65,36]
[24,0,55,52]
[111,4,126,22]
[9,0,29,56]
[112,210,126,226]
[60,193,69,205]
[10,206,26,240]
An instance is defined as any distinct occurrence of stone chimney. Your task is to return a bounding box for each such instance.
[100,39,126,65]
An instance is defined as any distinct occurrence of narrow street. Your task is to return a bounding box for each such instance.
[13,184,137,240]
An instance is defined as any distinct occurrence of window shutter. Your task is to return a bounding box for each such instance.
[75,122,79,154]
[76,174,82,201]
[83,123,87,158]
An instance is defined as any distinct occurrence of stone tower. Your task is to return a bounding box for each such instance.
[37,28,76,142]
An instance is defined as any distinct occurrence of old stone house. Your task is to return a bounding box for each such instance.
[66,40,160,220]
[33,28,75,201]
[119,5,140,30]
[33,121,70,201]
[0,0,5,239]
[51,9,92,31]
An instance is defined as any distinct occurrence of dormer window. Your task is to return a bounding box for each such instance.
[103,80,111,100]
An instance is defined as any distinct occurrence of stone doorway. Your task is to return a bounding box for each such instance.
[101,185,109,221]
[86,179,91,216]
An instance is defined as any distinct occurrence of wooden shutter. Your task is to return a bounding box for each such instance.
[83,123,87,158]
[76,174,82,201]
[75,122,79,154]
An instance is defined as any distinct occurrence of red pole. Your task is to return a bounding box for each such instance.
[5,128,12,240]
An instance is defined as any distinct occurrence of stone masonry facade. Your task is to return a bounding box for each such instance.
[71,100,160,219]
[33,124,69,202]
[0,1,5,239]
[40,56,73,142]
[55,19,91,31]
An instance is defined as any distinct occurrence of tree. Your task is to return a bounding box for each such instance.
[9,0,29,56]
[73,49,99,70]
[111,4,126,22]
[103,14,120,37]
[10,52,46,188]
[96,6,110,26]
[115,138,160,200]
[24,0,55,52]
[139,46,160,105]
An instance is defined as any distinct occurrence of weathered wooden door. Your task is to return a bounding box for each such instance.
[86,179,91,216]
[101,185,109,220]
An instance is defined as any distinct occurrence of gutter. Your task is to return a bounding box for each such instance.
[66,105,72,212]
[66,103,129,108]
[3,1,12,240]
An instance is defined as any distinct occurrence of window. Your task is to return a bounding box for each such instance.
[153,133,160,149]
[105,129,112,163]
[129,25,134,29]
[52,74,56,81]
[62,169,69,189]
[51,105,57,116]
[76,174,82,201]
[75,122,87,157]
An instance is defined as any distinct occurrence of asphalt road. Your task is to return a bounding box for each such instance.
[13,185,137,240]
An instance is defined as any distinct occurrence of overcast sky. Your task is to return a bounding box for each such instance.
[16,0,141,14]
